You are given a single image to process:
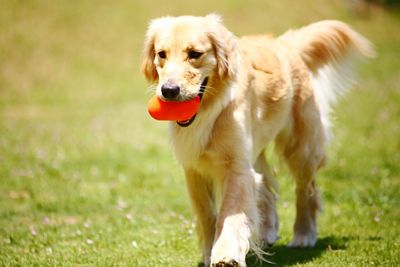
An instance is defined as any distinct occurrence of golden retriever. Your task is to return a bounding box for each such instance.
[141,14,374,267]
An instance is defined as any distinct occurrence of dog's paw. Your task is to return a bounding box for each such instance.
[210,251,245,267]
[211,259,239,267]
[210,245,245,267]
[287,232,317,247]
[262,228,279,247]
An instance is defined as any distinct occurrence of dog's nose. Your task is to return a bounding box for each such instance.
[161,83,180,99]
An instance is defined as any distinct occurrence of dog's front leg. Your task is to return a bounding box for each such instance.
[210,168,259,267]
[185,168,216,266]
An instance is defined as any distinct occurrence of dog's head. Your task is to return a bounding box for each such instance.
[141,14,238,103]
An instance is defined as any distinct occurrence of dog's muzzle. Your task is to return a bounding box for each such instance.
[176,77,209,127]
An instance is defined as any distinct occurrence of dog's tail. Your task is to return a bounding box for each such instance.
[279,20,375,136]
[279,20,375,72]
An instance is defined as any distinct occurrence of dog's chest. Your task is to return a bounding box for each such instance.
[169,120,213,166]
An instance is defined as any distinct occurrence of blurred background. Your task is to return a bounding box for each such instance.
[1,0,399,266]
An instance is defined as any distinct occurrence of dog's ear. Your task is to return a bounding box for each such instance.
[206,14,238,80]
[141,19,164,82]
[141,35,157,82]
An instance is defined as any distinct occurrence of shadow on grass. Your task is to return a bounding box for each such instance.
[246,235,349,266]
[197,235,351,267]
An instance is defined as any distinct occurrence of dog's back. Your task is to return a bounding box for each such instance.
[238,20,375,147]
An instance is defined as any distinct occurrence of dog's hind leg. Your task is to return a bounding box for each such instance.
[276,91,326,247]
[254,153,279,246]
[288,168,322,247]
[185,168,216,266]
[284,143,324,247]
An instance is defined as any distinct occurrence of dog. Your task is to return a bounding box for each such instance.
[141,14,374,267]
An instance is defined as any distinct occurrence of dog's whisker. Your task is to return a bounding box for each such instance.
[145,84,157,96]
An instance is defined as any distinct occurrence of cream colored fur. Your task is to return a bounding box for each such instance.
[141,14,374,267]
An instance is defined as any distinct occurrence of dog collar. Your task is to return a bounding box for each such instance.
[176,77,209,127]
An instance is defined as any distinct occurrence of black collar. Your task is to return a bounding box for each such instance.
[176,77,208,127]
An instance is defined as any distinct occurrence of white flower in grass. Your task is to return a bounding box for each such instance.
[86,239,94,245]
[29,225,37,236]
[151,229,159,234]
[282,201,289,209]
[116,199,128,210]
[131,240,138,248]
[43,217,51,225]
[125,213,133,221]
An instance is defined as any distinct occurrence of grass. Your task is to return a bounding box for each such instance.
[0,0,399,266]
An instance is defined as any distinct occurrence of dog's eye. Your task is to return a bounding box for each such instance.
[188,51,203,59]
[158,51,166,59]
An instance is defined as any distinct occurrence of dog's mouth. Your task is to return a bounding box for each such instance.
[176,77,208,127]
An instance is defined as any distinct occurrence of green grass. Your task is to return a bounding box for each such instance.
[0,0,399,266]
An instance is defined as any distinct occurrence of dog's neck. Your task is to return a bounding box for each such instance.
[168,76,239,167]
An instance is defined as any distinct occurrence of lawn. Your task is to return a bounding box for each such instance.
[0,0,399,266]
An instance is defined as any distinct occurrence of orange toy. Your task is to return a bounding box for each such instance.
[148,96,201,121]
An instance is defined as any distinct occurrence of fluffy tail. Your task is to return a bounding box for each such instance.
[279,20,375,72]
[279,20,375,137]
